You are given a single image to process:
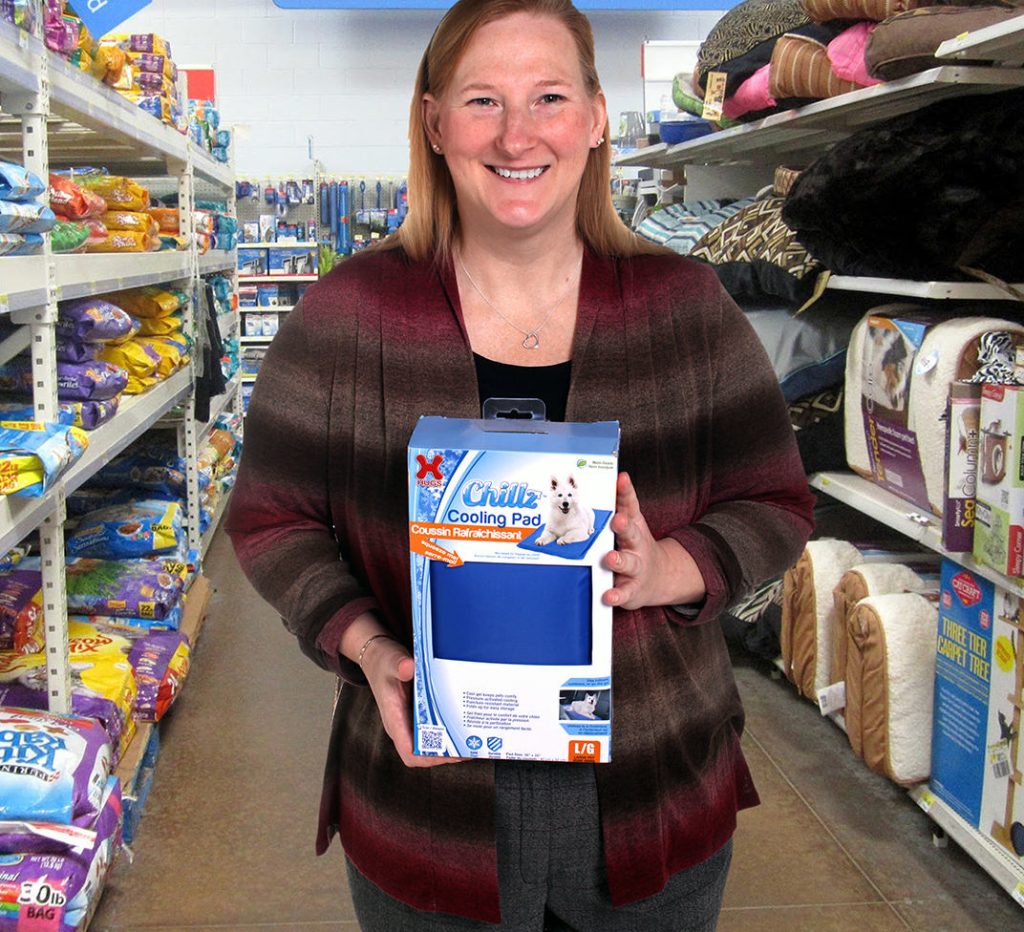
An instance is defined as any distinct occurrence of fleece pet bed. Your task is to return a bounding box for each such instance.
[844,311,1024,514]
[831,561,936,689]
[844,592,938,784]
[782,538,863,699]
[430,562,592,665]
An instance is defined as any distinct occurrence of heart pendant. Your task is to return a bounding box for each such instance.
[522,332,540,350]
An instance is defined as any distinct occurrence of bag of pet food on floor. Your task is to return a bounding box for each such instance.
[0,707,111,830]
[0,421,89,496]
[129,631,190,721]
[64,557,185,620]
[66,499,184,559]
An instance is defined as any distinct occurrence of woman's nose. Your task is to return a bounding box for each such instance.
[497,106,535,155]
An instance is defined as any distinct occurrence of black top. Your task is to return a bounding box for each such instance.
[473,353,571,423]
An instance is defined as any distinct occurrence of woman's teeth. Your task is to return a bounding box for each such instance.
[492,167,546,180]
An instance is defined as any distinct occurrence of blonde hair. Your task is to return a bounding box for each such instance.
[384,0,665,265]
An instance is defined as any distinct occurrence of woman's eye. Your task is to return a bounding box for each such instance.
[469,97,496,107]
[540,94,566,104]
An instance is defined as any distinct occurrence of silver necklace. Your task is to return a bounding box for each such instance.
[457,253,583,350]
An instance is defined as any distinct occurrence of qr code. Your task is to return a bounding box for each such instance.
[419,728,445,752]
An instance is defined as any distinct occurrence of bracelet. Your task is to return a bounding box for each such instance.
[357,632,396,667]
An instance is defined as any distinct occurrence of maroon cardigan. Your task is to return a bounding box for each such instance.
[226,245,815,922]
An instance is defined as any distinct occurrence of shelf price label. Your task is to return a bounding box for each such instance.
[0,293,8,315]
[916,789,936,813]
[1013,883,1024,907]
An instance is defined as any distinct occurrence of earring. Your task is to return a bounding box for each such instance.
[432,143,442,153]
[594,137,605,147]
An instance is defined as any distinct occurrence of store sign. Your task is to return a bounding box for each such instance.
[68,0,153,39]
[274,0,734,8]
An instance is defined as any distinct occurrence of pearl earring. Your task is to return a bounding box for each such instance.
[432,143,442,153]
[595,137,605,147]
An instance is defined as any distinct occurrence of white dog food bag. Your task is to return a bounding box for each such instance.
[408,416,619,763]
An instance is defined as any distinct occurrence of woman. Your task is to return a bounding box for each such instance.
[226,0,815,928]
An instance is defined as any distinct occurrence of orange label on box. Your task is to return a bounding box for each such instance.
[568,740,602,763]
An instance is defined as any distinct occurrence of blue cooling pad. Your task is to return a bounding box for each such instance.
[430,561,592,665]
[517,510,612,560]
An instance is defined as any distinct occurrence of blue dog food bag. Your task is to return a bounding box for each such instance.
[409,417,618,763]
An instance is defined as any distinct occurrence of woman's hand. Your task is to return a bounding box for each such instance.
[358,633,463,769]
[602,471,706,610]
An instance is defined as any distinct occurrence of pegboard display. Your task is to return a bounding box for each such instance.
[235,177,318,245]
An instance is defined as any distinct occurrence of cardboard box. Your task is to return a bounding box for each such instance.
[408,416,619,762]
[268,246,317,276]
[973,384,1024,578]
[244,313,262,337]
[943,382,981,552]
[261,313,279,337]
[931,560,1024,864]
[256,283,279,307]
[237,247,268,276]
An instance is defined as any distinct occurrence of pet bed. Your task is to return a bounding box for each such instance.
[518,510,612,560]
[844,592,938,784]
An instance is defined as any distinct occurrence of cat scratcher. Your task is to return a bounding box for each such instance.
[991,605,1024,858]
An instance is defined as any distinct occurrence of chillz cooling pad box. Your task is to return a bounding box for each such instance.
[409,416,619,762]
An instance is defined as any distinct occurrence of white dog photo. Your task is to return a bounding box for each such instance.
[536,474,595,545]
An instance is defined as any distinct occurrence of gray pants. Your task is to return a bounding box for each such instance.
[345,761,732,931]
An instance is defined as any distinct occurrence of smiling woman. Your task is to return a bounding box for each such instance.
[226,0,816,929]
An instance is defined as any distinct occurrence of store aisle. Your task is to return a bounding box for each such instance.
[91,531,1022,931]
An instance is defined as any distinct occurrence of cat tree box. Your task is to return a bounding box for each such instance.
[408,416,619,763]
[930,560,1024,865]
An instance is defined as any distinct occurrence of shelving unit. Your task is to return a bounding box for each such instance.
[238,274,318,283]
[620,55,1024,908]
[0,22,236,715]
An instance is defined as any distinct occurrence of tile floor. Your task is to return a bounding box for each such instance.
[90,530,1024,931]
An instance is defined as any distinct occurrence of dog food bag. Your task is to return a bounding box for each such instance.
[0,569,43,653]
[96,340,161,381]
[105,287,181,319]
[76,174,148,213]
[0,402,74,426]
[0,776,123,926]
[57,299,134,343]
[129,631,191,721]
[0,707,112,829]
[49,220,90,253]
[135,312,183,337]
[79,604,184,638]
[85,228,154,253]
[408,417,619,763]
[64,557,185,620]
[100,210,158,236]
[89,444,198,496]
[66,499,184,560]
[0,421,89,497]
[0,201,56,235]
[0,232,43,256]
[0,161,45,203]
[49,174,107,220]
[56,338,99,364]
[55,361,128,402]
[61,397,121,431]
[0,544,30,573]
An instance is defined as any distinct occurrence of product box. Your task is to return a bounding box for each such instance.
[973,384,1024,578]
[244,313,262,337]
[256,283,279,307]
[237,286,258,307]
[408,416,619,762]
[237,247,268,276]
[930,560,1024,864]
[943,382,981,552]
[258,214,275,243]
[858,312,935,512]
[262,313,279,337]
[268,246,317,276]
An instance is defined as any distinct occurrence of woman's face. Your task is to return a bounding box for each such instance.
[423,12,606,243]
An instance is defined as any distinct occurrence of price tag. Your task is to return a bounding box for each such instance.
[989,740,1011,780]
[1012,883,1024,907]
[916,789,936,813]
[0,293,9,315]
[701,71,727,123]
[817,681,846,716]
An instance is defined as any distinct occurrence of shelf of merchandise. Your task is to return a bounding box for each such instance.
[246,241,318,249]
[826,276,1024,301]
[616,48,1024,907]
[0,24,236,718]
[910,786,1024,906]
[239,335,275,344]
[238,274,318,283]
[240,304,294,313]
[936,14,1024,64]
[200,487,232,559]
[615,66,1024,171]
[810,471,1024,599]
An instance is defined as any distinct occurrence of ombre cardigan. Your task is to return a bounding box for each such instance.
[225,245,815,923]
